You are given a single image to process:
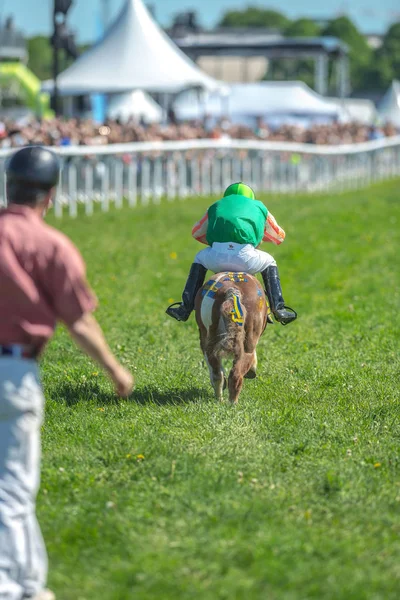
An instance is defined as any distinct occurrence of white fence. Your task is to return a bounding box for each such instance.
[0,136,400,217]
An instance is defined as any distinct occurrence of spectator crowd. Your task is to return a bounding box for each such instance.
[0,116,398,148]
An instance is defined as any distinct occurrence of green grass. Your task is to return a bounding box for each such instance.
[41,181,400,600]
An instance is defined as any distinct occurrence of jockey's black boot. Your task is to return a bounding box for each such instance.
[261,265,297,325]
[166,263,207,322]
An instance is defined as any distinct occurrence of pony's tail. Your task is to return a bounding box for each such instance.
[214,288,247,358]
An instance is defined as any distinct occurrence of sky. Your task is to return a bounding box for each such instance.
[3,0,400,42]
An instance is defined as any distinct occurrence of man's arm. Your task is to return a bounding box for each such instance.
[68,312,133,398]
[47,237,133,397]
[192,210,209,245]
[262,212,286,245]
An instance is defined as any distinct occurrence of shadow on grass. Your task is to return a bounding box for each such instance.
[48,380,117,407]
[133,385,209,406]
[49,380,210,407]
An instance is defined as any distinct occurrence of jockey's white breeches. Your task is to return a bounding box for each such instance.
[195,242,276,275]
[0,359,47,600]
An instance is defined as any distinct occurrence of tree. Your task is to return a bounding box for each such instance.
[285,18,321,38]
[218,7,291,82]
[322,16,372,91]
[281,19,322,88]
[218,7,289,29]
[266,19,321,87]
[322,16,371,57]
[359,22,400,91]
[27,36,53,81]
[28,36,88,81]
[361,55,394,90]
[378,22,400,82]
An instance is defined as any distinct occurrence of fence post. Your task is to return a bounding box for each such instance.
[153,158,163,204]
[178,154,188,199]
[232,155,241,182]
[190,156,200,196]
[84,163,94,215]
[242,155,251,185]
[100,163,109,212]
[54,165,63,218]
[113,160,123,208]
[68,164,77,218]
[0,138,398,216]
[222,156,231,190]
[167,156,176,200]
[128,158,137,207]
[141,158,151,205]
[211,155,221,195]
[201,156,211,196]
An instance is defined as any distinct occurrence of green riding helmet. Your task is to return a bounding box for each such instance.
[223,182,255,199]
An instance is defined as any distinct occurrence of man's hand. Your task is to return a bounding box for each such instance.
[109,365,134,398]
[69,313,135,398]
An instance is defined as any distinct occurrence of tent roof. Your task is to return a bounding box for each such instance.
[326,97,377,124]
[174,81,342,122]
[107,90,162,123]
[47,0,219,95]
[377,80,400,127]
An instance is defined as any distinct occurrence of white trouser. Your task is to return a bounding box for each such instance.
[195,242,276,275]
[0,359,47,600]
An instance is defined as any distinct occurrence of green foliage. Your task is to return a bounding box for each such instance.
[353,20,400,91]
[275,20,323,87]
[372,22,400,88]
[285,18,321,38]
[26,13,400,92]
[218,7,289,29]
[27,36,53,81]
[217,6,399,92]
[264,57,315,88]
[322,16,373,91]
[320,18,400,91]
[322,16,371,59]
[40,180,400,599]
[27,37,91,81]
[383,21,400,68]
[361,55,394,91]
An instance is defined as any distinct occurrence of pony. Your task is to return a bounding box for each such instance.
[195,272,268,404]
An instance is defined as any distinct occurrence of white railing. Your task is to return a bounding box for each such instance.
[0,136,399,217]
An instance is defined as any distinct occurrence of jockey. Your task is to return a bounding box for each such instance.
[166,182,297,325]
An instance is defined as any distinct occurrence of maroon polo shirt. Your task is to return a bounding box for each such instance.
[0,204,97,350]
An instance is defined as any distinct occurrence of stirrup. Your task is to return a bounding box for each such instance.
[166,302,191,322]
[167,302,182,311]
[276,305,297,326]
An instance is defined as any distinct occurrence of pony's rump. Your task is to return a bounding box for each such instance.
[214,287,247,358]
[220,287,245,324]
[195,272,268,404]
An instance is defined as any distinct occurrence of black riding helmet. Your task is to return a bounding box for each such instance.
[6,146,60,191]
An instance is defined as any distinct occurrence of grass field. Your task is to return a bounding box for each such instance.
[41,180,400,600]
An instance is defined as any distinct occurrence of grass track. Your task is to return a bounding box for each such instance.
[41,181,400,600]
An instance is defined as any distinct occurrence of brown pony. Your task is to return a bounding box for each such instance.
[195,272,268,404]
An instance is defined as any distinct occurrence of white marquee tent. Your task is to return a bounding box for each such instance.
[43,0,219,96]
[107,90,163,123]
[174,81,344,125]
[377,80,400,127]
[327,97,377,125]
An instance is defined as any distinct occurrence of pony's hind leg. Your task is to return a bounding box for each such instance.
[205,351,225,401]
[244,350,257,379]
[228,353,255,404]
